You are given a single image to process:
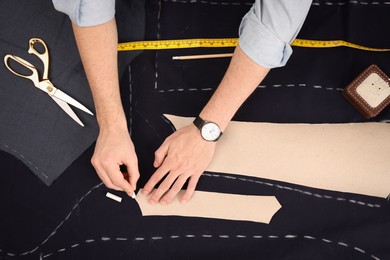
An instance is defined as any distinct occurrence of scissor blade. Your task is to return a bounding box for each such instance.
[53,89,94,116]
[51,96,85,127]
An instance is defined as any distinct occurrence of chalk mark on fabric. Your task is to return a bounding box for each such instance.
[0,143,48,179]
[38,234,381,260]
[202,173,382,208]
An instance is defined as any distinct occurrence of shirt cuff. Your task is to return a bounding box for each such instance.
[238,7,292,69]
[52,0,115,27]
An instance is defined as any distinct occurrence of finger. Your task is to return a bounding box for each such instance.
[160,174,188,204]
[105,163,135,197]
[153,139,170,168]
[142,163,170,196]
[180,175,200,204]
[148,171,181,205]
[123,156,140,192]
[91,158,122,190]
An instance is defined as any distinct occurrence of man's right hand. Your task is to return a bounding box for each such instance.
[91,127,139,197]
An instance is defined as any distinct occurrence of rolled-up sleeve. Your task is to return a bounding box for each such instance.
[239,0,312,68]
[52,0,115,27]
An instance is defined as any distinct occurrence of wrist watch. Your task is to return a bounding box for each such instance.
[193,116,222,142]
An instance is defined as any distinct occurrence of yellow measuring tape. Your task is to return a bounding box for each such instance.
[118,38,390,52]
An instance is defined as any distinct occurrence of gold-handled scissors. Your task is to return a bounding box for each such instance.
[3,38,94,127]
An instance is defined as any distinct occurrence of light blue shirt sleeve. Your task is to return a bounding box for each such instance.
[239,0,312,68]
[52,0,115,27]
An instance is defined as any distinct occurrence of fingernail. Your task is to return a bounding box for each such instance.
[180,199,187,204]
[149,199,156,205]
[160,200,167,205]
[131,192,136,199]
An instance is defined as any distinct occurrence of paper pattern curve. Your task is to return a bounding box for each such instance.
[165,114,390,198]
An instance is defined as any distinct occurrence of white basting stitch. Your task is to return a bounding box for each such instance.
[71,244,80,248]
[128,65,133,135]
[158,87,214,92]
[1,143,49,179]
[285,235,298,239]
[37,234,381,259]
[313,0,390,5]
[116,238,128,241]
[202,173,381,208]
[162,0,386,6]
[254,83,342,91]
[0,183,103,257]
[157,84,350,93]
[338,242,349,247]
[34,234,380,260]
[354,247,366,253]
[101,237,111,241]
[85,239,95,243]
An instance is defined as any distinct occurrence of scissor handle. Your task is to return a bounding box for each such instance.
[28,38,49,79]
[3,54,40,87]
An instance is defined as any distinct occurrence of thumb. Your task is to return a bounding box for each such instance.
[123,157,140,192]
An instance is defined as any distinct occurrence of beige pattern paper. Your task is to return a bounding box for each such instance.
[166,114,390,198]
[136,189,281,224]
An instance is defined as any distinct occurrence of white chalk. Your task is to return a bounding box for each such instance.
[106,192,122,203]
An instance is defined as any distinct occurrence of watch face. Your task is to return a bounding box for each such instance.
[201,122,221,141]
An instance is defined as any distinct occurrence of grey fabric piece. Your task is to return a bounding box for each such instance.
[0,0,145,186]
[0,0,99,185]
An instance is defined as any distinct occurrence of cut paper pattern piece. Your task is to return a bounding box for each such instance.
[136,189,281,224]
[165,114,390,198]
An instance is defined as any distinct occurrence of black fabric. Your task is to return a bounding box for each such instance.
[1,0,390,259]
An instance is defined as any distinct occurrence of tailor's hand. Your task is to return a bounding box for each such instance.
[142,124,216,204]
[91,127,140,197]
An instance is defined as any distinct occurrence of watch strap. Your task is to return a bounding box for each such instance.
[193,116,205,129]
